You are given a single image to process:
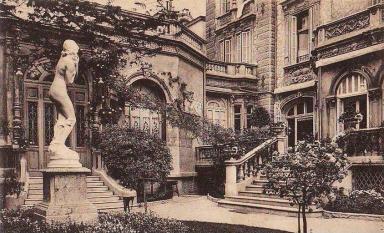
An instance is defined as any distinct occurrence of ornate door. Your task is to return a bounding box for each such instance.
[24,58,90,176]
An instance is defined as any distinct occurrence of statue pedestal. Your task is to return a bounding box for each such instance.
[35,167,98,224]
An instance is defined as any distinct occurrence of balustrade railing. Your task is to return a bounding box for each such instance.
[316,5,383,45]
[337,127,384,157]
[224,138,278,196]
[206,61,257,77]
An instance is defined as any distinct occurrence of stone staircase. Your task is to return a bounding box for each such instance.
[24,175,124,212]
[218,176,323,217]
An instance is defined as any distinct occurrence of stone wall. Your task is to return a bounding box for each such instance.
[320,0,371,24]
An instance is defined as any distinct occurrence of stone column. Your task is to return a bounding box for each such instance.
[272,125,287,154]
[225,159,237,196]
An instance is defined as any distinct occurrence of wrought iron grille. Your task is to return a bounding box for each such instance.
[352,166,384,190]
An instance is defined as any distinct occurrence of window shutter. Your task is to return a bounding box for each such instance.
[308,7,314,54]
[290,15,297,64]
[236,34,241,62]
[284,16,290,65]
[220,41,224,61]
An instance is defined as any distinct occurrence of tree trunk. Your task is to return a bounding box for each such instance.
[302,204,307,233]
[297,203,301,233]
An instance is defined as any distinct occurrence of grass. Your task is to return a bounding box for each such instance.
[183,221,292,233]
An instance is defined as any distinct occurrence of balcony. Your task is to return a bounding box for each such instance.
[216,0,255,31]
[206,61,257,78]
[336,127,384,164]
[160,22,206,55]
[315,4,384,66]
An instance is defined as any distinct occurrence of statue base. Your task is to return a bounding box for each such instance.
[34,167,98,224]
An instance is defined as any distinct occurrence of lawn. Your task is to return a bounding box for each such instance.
[183,221,292,233]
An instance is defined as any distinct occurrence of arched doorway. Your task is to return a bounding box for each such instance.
[125,79,167,140]
[23,58,90,175]
[336,73,368,132]
[283,97,314,147]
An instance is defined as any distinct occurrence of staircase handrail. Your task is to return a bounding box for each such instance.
[225,137,277,166]
[93,169,136,198]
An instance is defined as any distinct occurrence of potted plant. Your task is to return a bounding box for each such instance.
[3,172,25,210]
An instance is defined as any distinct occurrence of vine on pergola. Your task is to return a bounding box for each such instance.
[1,0,218,142]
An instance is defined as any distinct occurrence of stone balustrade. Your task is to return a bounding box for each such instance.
[160,23,206,54]
[316,4,383,46]
[224,138,279,196]
[337,127,384,157]
[206,61,257,77]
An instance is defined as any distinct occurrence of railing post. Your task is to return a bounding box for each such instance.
[19,153,27,183]
[225,159,238,196]
[272,125,287,154]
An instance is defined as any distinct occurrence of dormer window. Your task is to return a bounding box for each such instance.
[221,0,231,15]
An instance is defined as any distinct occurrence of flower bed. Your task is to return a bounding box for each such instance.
[0,208,189,233]
[324,189,384,215]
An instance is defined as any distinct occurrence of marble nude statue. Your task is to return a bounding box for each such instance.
[47,40,82,168]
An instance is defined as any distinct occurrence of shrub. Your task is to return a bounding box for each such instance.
[325,189,384,215]
[99,124,172,190]
[248,106,271,128]
[0,208,190,233]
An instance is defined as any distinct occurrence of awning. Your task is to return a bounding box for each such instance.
[274,80,316,94]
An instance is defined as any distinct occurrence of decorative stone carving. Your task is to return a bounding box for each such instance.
[325,11,370,39]
[317,30,384,60]
[326,96,337,108]
[283,62,315,86]
[47,40,82,168]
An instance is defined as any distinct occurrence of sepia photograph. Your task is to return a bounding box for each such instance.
[0,0,383,232]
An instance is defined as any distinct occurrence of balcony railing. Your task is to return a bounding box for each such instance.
[316,4,383,46]
[160,23,206,54]
[337,127,384,157]
[206,61,257,77]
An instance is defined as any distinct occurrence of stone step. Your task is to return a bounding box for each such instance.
[87,196,120,203]
[29,183,43,189]
[245,184,264,192]
[218,200,322,217]
[28,189,43,195]
[87,186,109,192]
[87,191,114,198]
[27,194,43,200]
[87,182,105,187]
[86,176,101,181]
[225,195,294,208]
[92,201,124,210]
[238,190,267,198]
[29,178,43,184]
[24,199,43,206]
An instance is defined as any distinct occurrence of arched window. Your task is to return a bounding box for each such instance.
[284,98,314,147]
[125,79,166,140]
[207,101,227,128]
[336,74,368,131]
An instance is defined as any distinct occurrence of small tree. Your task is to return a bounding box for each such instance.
[99,124,172,190]
[263,140,349,233]
[248,106,271,128]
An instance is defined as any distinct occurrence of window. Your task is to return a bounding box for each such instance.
[207,101,227,128]
[285,9,313,65]
[234,105,242,131]
[234,31,252,63]
[336,74,368,131]
[221,0,231,14]
[297,11,309,62]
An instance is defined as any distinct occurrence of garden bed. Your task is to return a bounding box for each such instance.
[183,221,291,233]
[323,210,384,221]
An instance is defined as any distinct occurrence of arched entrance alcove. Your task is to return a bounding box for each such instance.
[281,95,315,147]
[125,78,168,141]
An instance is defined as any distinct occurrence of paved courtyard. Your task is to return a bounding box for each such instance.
[134,196,384,233]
